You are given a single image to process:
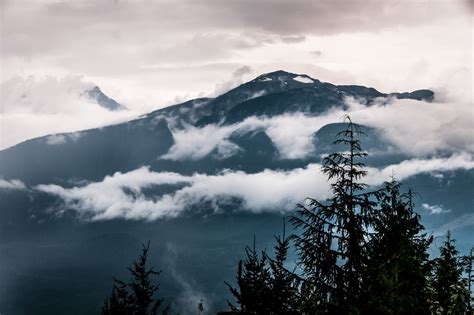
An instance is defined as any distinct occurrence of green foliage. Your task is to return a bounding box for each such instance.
[102,241,164,315]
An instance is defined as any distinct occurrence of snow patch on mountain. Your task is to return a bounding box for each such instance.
[293,76,314,84]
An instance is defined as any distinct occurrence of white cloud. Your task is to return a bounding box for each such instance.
[346,96,474,157]
[161,88,474,161]
[0,178,27,190]
[45,134,66,145]
[162,110,342,160]
[35,165,330,221]
[36,154,474,221]
[162,123,239,160]
[364,153,474,183]
[0,76,140,149]
[422,203,451,215]
[44,132,84,146]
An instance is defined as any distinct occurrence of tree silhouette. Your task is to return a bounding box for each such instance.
[225,236,271,314]
[220,116,473,314]
[465,247,474,313]
[430,232,470,314]
[363,181,432,314]
[225,224,301,315]
[266,220,300,314]
[290,116,375,313]
[102,241,164,315]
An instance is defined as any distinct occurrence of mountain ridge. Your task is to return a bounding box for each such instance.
[0,70,433,154]
[0,70,435,186]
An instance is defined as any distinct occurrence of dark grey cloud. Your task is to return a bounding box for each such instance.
[2,0,463,60]
[233,66,253,78]
[464,0,474,13]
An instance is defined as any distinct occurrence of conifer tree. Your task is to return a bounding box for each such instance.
[266,220,300,314]
[430,232,469,314]
[290,116,375,313]
[102,241,164,315]
[465,248,474,313]
[225,237,272,314]
[363,181,432,314]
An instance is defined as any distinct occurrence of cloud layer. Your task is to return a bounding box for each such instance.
[161,92,474,161]
[36,153,474,221]
[0,178,26,190]
[1,0,470,116]
[162,111,342,160]
[0,76,139,149]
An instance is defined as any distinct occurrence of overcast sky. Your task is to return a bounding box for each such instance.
[0,0,472,148]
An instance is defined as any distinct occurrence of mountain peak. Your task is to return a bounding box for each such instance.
[255,70,296,80]
[254,70,318,85]
[86,86,127,111]
[261,70,297,77]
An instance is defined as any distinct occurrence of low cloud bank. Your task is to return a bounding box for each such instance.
[0,178,27,190]
[162,112,341,160]
[161,93,473,161]
[36,154,474,221]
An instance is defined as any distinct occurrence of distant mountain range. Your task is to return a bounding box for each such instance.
[0,70,470,315]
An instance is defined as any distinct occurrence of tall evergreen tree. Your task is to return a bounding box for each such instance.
[465,248,474,313]
[102,242,164,315]
[290,116,375,313]
[430,232,469,314]
[363,181,432,314]
[225,237,272,314]
[266,220,300,314]
[225,224,301,315]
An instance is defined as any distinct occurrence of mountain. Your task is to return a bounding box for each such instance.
[0,71,431,184]
[86,85,127,111]
[0,70,470,315]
